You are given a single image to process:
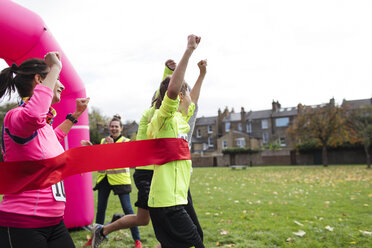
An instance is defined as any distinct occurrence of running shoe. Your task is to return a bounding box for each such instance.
[91,224,107,248]
[135,240,143,248]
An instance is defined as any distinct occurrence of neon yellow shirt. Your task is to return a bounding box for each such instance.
[96,136,131,185]
[135,107,156,170]
[147,94,195,207]
[136,65,175,170]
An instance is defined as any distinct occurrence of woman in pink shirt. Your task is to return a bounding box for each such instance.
[0,52,89,248]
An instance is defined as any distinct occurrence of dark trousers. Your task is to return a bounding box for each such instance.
[186,190,203,241]
[0,220,75,248]
[95,180,140,241]
[149,192,204,248]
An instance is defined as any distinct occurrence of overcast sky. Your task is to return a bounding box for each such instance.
[1,0,372,122]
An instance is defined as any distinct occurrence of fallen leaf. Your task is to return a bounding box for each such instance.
[359,230,372,235]
[293,230,306,237]
[294,220,304,226]
[325,225,334,231]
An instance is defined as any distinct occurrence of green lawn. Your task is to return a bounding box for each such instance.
[1,166,370,247]
[68,166,371,248]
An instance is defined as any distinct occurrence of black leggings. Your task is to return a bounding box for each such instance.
[0,220,75,248]
[185,190,203,241]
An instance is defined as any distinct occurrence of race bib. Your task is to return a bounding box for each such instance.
[52,181,66,202]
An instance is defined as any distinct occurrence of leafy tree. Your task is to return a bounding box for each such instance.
[345,105,372,169]
[88,107,109,145]
[288,99,345,167]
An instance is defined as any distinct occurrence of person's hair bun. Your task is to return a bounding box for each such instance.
[113,114,121,120]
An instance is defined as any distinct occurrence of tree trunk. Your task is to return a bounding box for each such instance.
[364,145,371,169]
[322,143,328,167]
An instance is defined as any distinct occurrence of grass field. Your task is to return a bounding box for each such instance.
[67,165,371,248]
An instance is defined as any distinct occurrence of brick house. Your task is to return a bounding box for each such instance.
[192,116,218,153]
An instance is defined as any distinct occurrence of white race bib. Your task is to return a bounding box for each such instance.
[52,181,66,202]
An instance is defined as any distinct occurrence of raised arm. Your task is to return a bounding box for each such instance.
[162,59,177,80]
[190,60,207,104]
[167,35,200,100]
[152,59,178,104]
[57,97,90,134]
[42,52,62,90]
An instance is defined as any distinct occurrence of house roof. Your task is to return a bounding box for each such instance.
[123,122,138,136]
[246,109,272,120]
[222,112,241,122]
[244,106,297,120]
[342,98,372,109]
[196,116,217,125]
[232,130,250,137]
[271,107,298,117]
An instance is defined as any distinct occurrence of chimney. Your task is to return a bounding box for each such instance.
[272,100,281,112]
[329,97,335,106]
[241,107,246,132]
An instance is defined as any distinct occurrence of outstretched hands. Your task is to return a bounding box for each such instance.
[187,35,201,50]
[198,60,207,75]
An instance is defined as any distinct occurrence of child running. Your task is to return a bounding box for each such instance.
[147,34,205,248]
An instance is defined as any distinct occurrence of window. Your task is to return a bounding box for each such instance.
[246,123,252,133]
[262,132,269,144]
[196,129,201,138]
[203,143,208,151]
[208,125,213,134]
[275,117,289,127]
[222,140,228,149]
[238,123,242,131]
[279,137,286,147]
[261,119,268,129]
[208,137,213,147]
[225,122,230,132]
[236,138,245,148]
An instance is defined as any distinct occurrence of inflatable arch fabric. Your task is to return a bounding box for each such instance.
[0,0,94,228]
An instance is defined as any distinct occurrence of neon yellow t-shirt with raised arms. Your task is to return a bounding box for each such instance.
[147,94,195,208]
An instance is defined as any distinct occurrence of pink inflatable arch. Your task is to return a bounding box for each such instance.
[0,0,93,228]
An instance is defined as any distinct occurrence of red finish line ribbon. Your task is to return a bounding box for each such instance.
[0,138,190,194]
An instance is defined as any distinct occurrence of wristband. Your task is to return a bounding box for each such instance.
[66,113,78,124]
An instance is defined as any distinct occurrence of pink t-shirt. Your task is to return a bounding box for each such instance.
[0,85,67,228]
